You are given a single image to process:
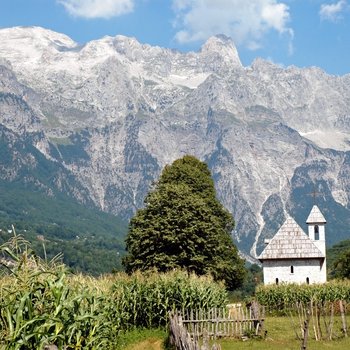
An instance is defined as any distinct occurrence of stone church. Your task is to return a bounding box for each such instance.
[258,205,327,285]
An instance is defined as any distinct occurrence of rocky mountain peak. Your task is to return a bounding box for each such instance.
[0,26,78,81]
[111,35,155,62]
[200,34,242,69]
[251,57,278,72]
[0,26,77,49]
[113,35,142,49]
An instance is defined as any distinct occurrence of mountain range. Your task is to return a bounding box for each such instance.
[0,26,349,264]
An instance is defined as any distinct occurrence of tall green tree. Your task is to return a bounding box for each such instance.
[123,155,246,290]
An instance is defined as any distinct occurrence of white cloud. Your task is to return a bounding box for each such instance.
[171,0,293,50]
[57,0,134,19]
[319,0,348,22]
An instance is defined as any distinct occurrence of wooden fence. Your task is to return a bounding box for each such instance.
[169,304,265,350]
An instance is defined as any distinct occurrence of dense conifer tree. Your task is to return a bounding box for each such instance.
[123,155,245,290]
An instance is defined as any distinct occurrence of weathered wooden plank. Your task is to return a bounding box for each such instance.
[169,306,266,350]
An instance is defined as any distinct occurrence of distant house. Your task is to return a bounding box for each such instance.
[258,205,327,285]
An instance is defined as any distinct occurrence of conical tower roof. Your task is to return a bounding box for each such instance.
[306,205,326,224]
[258,216,324,260]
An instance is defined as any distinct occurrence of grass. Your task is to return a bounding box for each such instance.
[115,329,168,350]
[218,316,350,350]
[111,316,350,350]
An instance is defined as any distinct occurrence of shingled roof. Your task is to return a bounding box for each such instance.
[258,216,324,261]
[306,205,326,224]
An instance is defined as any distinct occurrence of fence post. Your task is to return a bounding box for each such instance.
[301,302,312,350]
[339,300,348,337]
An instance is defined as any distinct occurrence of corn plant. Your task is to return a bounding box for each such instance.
[256,282,350,342]
[0,234,228,349]
[0,235,118,349]
[111,270,227,329]
[256,281,350,310]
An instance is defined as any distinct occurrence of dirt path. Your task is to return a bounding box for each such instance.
[125,338,163,350]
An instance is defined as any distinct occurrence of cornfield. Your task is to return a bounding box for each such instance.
[256,283,350,343]
[256,282,350,309]
[0,234,227,349]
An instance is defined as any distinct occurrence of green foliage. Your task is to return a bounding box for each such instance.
[123,155,246,290]
[115,328,168,350]
[0,236,227,349]
[229,263,263,301]
[0,236,118,349]
[111,270,227,329]
[327,239,350,279]
[256,281,350,309]
[333,249,350,279]
[0,181,127,275]
[158,155,234,232]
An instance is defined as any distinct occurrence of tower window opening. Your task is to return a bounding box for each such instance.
[306,277,310,285]
[291,266,294,274]
[314,225,319,240]
[275,278,279,285]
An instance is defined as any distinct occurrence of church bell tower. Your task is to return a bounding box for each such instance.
[306,205,326,255]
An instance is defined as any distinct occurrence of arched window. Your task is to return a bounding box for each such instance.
[314,225,319,240]
[306,277,310,285]
[275,278,279,285]
[291,266,294,274]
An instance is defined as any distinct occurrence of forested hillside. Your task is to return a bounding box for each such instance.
[327,239,350,279]
[0,181,127,275]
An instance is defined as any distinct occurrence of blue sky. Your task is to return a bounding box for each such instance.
[0,0,349,75]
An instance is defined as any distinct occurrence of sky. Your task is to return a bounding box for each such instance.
[0,0,349,75]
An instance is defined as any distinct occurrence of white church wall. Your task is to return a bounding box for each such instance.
[263,258,326,285]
